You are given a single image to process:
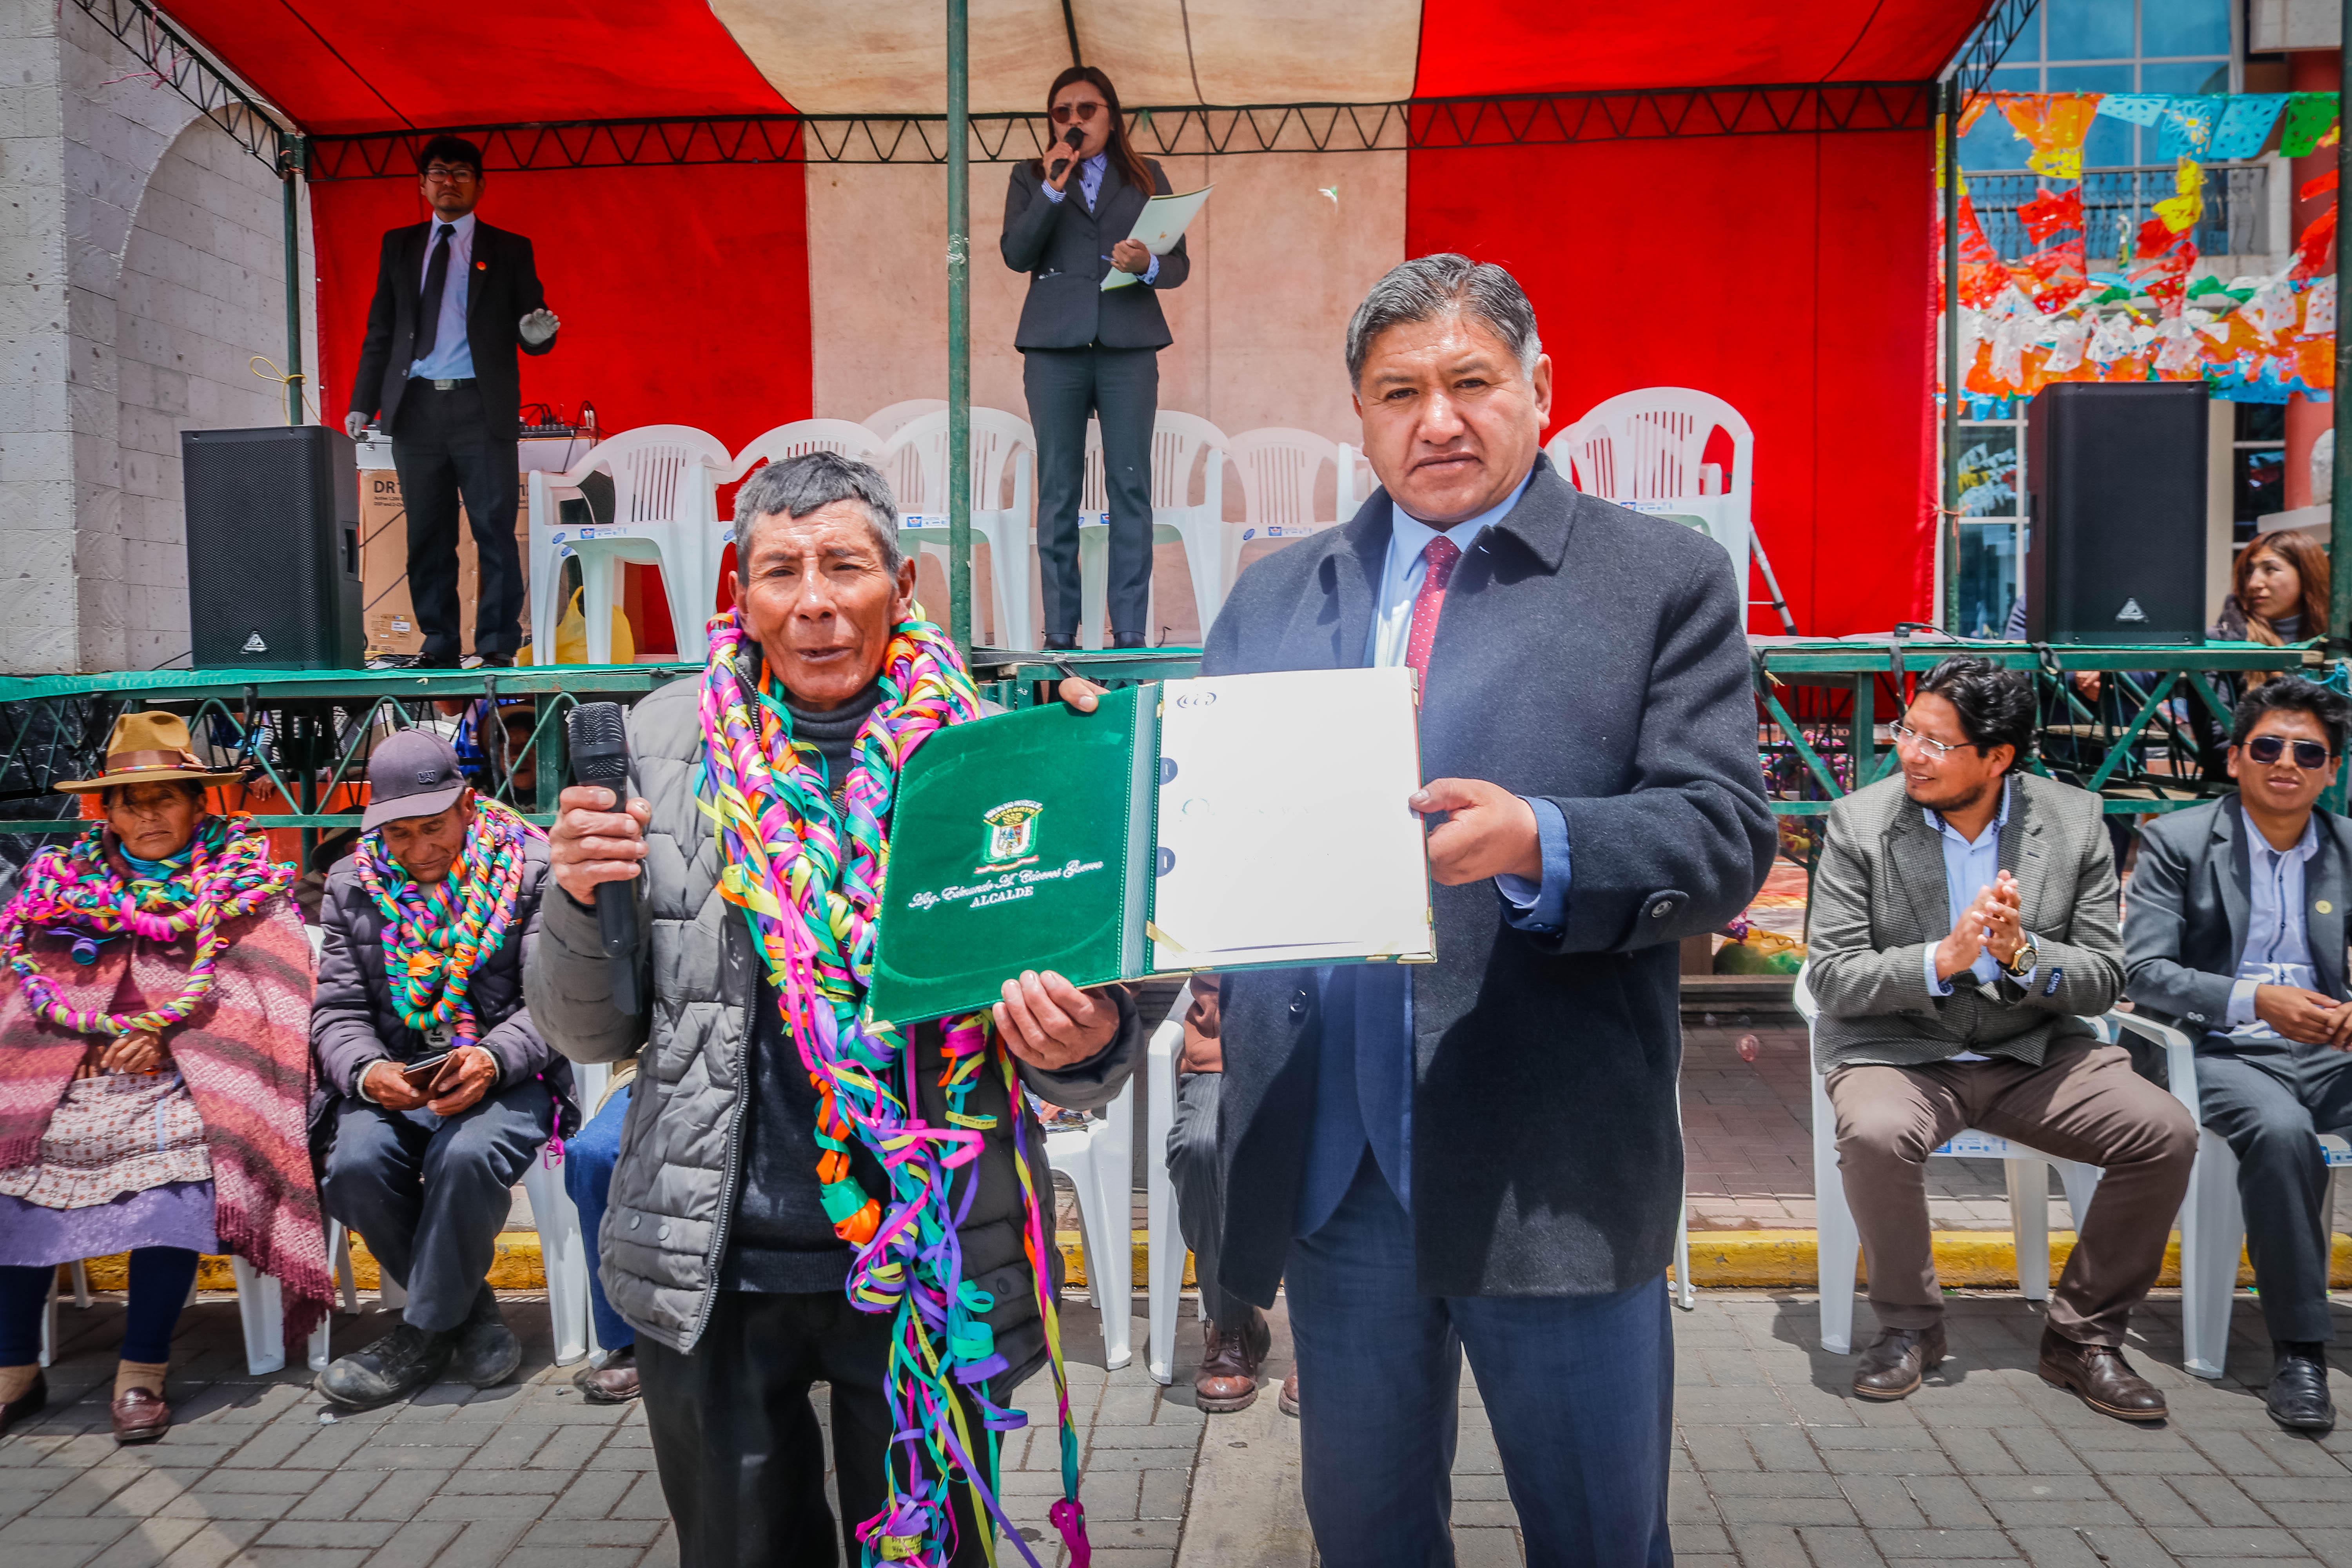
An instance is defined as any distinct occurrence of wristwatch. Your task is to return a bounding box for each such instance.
[2002,934,2040,979]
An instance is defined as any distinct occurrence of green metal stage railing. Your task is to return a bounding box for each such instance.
[0,639,2327,861]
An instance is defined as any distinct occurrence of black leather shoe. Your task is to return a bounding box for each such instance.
[1040,634,1079,652]
[2268,1345,2336,1432]
[450,1290,521,1389]
[2039,1327,2167,1422]
[0,1371,45,1437]
[1111,632,1149,649]
[1851,1323,1945,1400]
[316,1322,454,1410]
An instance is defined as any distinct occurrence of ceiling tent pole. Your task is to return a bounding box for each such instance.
[2335,0,2352,653]
[1942,78,1962,633]
[947,0,973,654]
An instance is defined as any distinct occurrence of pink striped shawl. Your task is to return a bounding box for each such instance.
[0,896,333,1347]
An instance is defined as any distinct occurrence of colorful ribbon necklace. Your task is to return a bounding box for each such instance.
[0,815,291,1038]
[698,606,1090,1568]
[353,795,540,1049]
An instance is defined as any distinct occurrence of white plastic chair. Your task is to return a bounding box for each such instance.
[729,420,884,485]
[1077,412,1231,647]
[1145,995,1187,1385]
[526,425,731,666]
[1047,1068,1137,1371]
[1548,387,1755,586]
[865,399,949,442]
[880,408,1038,651]
[1225,428,1354,574]
[1798,963,2129,1356]
[2118,1010,2351,1380]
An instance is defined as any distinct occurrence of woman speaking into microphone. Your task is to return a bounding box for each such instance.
[1002,66,1190,650]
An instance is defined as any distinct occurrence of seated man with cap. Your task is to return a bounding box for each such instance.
[310,729,572,1408]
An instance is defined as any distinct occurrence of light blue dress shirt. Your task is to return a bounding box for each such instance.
[1038,152,1161,285]
[2226,808,2321,1039]
[407,211,476,382]
[1921,777,2038,1006]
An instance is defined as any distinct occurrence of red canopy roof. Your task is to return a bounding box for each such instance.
[166,0,1989,134]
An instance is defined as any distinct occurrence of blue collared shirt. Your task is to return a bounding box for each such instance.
[408,211,476,381]
[2226,807,2321,1038]
[1039,152,1161,285]
[1921,777,2037,1001]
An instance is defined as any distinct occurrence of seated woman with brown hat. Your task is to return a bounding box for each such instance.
[0,712,333,1442]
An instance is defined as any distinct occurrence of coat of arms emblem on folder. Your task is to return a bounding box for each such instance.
[978,800,1044,872]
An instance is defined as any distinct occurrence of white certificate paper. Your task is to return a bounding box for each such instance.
[1101,186,1212,290]
[1151,666,1432,971]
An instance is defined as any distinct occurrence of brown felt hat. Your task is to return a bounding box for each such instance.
[55,711,245,794]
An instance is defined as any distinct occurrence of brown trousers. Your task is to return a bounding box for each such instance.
[1826,1038,2197,1345]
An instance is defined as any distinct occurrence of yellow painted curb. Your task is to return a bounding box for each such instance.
[69,1228,2351,1297]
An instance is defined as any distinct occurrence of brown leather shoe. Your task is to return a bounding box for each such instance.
[2039,1327,2167,1422]
[572,1344,640,1405]
[1278,1368,1299,1418]
[1194,1310,1270,1413]
[1851,1323,1946,1401]
[0,1371,45,1437]
[111,1387,170,1444]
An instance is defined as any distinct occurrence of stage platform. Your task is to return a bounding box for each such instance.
[0,637,2326,840]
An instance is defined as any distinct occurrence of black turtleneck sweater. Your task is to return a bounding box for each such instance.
[721,679,892,1294]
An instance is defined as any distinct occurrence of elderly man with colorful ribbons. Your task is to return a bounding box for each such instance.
[0,712,330,1445]
[310,728,574,1409]
[528,450,1140,1568]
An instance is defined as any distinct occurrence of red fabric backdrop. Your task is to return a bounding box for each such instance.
[1408,130,1936,633]
[313,162,812,453]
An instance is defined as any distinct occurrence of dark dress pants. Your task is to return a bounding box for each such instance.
[319,1078,552,1334]
[1023,345,1158,641]
[1287,1153,1674,1568]
[1167,1071,1251,1332]
[391,382,525,661]
[2195,1034,2352,1343]
[638,1289,991,1568]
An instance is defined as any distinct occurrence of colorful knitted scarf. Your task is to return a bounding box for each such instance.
[698,606,1090,1568]
[0,815,292,1039]
[352,796,542,1049]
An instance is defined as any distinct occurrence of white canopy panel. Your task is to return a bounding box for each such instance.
[710,0,1422,115]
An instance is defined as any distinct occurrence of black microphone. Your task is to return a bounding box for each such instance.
[566,702,640,1016]
[1047,125,1084,182]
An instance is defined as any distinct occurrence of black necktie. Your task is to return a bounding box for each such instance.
[412,223,455,362]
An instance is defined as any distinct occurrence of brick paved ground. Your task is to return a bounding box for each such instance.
[16,1285,2352,1567]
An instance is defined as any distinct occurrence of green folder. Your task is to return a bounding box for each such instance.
[868,667,1434,1026]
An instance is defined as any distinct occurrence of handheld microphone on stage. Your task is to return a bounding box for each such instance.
[1048,125,1084,182]
[566,702,641,1016]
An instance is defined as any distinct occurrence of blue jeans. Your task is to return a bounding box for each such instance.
[1287,1154,1674,1568]
[565,1082,633,1352]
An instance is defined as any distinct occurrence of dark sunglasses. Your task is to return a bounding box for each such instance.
[1051,101,1105,124]
[2245,735,2334,769]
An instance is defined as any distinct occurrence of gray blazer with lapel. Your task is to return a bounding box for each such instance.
[2123,795,2352,1037]
[1807,771,2125,1073]
[999,156,1190,350]
[1201,456,1777,1302]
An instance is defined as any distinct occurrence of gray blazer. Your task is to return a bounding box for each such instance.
[1807,771,2125,1073]
[2123,796,2352,1036]
[1000,155,1189,350]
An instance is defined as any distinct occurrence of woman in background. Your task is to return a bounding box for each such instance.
[2215,529,2330,648]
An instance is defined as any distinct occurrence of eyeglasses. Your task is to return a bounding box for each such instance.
[1891,720,1969,760]
[2245,735,2335,769]
[1051,101,1106,125]
[422,166,478,184]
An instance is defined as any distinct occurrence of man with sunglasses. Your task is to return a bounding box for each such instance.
[2126,676,2352,1431]
[347,134,560,670]
[1809,656,2194,1420]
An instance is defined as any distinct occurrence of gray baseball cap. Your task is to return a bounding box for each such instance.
[362,729,469,831]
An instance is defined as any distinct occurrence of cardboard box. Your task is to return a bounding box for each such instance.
[358,469,534,659]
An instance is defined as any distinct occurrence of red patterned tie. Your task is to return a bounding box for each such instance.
[1403,535,1461,681]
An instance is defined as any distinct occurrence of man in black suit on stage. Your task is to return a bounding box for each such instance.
[346,135,559,669]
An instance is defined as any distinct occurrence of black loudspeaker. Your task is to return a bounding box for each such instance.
[2022,382,2207,645]
[181,426,363,670]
